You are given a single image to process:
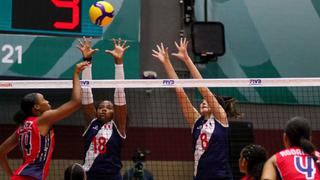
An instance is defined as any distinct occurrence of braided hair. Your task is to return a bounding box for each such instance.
[284,116,320,171]
[241,144,268,180]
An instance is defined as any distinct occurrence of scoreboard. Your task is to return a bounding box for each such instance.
[0,0,102,37]
[0,0,141,79]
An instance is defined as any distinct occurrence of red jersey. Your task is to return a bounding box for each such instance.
[240,175,253,180]
[275,147,320,180]
[13,117,55,180]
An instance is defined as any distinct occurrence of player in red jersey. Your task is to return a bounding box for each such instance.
[261,116,320,180]
[239,144,267,180]
[0,61,89,180]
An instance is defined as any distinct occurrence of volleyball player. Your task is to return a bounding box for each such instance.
[77,37,129,180]
[239,144,267,180]
[152,38,241,179]
[0,62,89,180]
[261,116,320,180]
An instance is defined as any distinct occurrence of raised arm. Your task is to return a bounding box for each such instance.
[77,37,99,126]
[152,43,200,128]
[105,38,129,137]
[37,61,89,135]
[172,38,227,125]
[0,132,18,177]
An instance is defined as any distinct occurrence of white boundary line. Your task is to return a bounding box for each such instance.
[0,78,320,89]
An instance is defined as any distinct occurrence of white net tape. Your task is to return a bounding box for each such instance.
[1,78,320,89]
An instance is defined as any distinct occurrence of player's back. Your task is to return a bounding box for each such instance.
[14,117,55,180]
[276,147,320,180]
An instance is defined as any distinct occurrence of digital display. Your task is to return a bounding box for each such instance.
[0,0,102,36]
[0,0,141,80]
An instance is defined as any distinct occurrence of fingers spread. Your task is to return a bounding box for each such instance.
[121,40,127,48]
[174,41,179,49]
[156,45,161,52]
[105,50,112,54]
[161,43,165,51]
[152,49,159,54]
[124,45,130,50]
[76,45,82,50]
[78,39,84,46]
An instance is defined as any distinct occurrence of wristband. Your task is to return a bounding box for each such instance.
[83,57,92,62]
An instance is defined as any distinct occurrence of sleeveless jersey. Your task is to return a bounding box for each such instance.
[275,147,320,180]
[13,117,55,180]
[82,119,125,179]
[192,115,232,180]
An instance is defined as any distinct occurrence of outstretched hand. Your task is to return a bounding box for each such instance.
[74,61,90,75]
[77,37,99,59]
[105,38,130,64]
[172,37,189,61]
[152,43,170,64]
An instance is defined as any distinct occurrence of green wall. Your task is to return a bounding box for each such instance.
[194,0,320,105]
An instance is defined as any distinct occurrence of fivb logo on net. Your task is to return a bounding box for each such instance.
[80,80,90,87]
[163,79,175,86]
[249,79,262,85]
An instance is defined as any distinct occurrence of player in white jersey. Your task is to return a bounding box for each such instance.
[77,37,129,180]
[152,38,241,180]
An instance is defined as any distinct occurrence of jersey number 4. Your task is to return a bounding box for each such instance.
[294,156,316,179]
[19,131,32,156]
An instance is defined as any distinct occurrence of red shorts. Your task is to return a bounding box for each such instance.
[11,175,38,180]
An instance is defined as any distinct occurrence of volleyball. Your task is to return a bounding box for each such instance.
[89,1,114,27]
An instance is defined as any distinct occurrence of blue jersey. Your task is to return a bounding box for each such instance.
[192,115,232,180]
[82,119,125,180]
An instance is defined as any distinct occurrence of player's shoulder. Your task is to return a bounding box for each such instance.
[315,150,320,158]
[83,118,101,136]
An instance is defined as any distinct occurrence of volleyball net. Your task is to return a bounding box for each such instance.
[1,78,320,180]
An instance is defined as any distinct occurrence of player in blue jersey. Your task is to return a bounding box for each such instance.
[77,37,129,180]
[152,38,241,180]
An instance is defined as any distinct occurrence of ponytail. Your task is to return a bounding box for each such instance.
[215,95,243,119]
[13,93,38,124]
[300,138,320,171]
